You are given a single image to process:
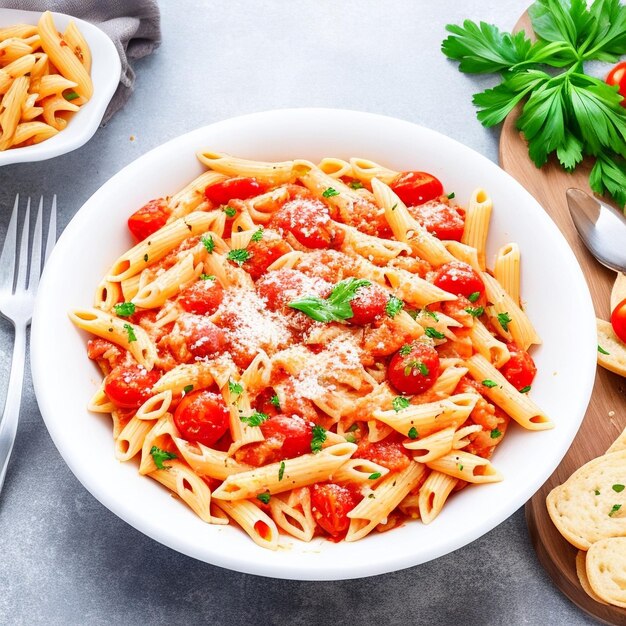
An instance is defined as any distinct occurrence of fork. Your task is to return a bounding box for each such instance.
[0,195,56,495]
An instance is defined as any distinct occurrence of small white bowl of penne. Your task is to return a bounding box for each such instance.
[31,109,597,580]
[0,9,120,166]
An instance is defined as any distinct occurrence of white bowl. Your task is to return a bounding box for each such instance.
[31,109,596,580]
[0,9,120,166]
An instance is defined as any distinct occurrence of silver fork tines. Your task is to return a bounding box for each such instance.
[0,194,57,495]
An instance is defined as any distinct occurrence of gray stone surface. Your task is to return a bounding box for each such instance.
[0,1,601,624]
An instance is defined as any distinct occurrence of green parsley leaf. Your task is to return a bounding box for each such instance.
[458,463,464,471]
[123,323,137,343]
[229,380,243,396]
[270,395,281,409]
[201,235,215,254]
[223,206,237,218]
[598,344,610,355]
[465,306,484,317]
[200,274,216,281]
[368,472,382,480]
[519,385,532,394]
[347,423,359,432]
[609,503,622,516]
[114,302,136,317]
[256,492,271,504]
[240,411,269,427]
[349,180,364,189]
[64,90,79,101]
[386,295,404,318]
[399,344,412,357]
[227,248,251,266]
[322,187,340,198]
[403,360,429,377]
[311,425,327,453]
[482,379,498,388]
[425,326,445,340]
[407,427,419,439]
[278,461,286,481]
[423,309,439,321]
[150,446,177,470]
[497,312,512,332]
[590,153,626,207]
[288,277,371,323]
[183,384,194,394]
[468,291,480,302]
[490,428,502,439]
[595,489,601,496]
[392,396,410,412]
[345,434,357,443]
[251,227,264,242]
[613,484,625,493]
[447,192,456,199]
[143,253,149,262]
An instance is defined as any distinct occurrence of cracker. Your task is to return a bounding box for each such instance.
[611,272,626,313]
[575,549,608,605]
[597,319,626,378]
[586,537,626,607]
[607,426,626,454]
[546,450,626,550]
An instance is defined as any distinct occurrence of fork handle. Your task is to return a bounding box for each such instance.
[0,323,26,495]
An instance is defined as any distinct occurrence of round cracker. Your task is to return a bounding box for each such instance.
[607,426,626,455]
[597,319,626,378]
[546,450,626,550]
[576,549,608,605]
[610,272,626,313]
[586,537,626,608]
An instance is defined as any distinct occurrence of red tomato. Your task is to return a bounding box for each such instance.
[409,202,465,241]
[174,390,229,447]
[606,61,626,107]
[179,278,224,315]
[611,298,626,343]
[178,315,227,359]
[348,283,388,325]
[356,437,411,471]
[204,177,267,205]
[500,342,537,391]
[387,342,440,394]
[127,198,170,242]
[253,388,281,417]
[242,230,292,280]
[269,197,343,249]
[259,414,313,460]
[256,269,331,311]
[104,364,160,409]
[390,171,444,206]
[311,483,360,539]
[433,261,485,299]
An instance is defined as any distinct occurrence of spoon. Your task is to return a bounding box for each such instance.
[566,188,626,274]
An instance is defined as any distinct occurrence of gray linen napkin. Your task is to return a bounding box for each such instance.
[0,0,161,122]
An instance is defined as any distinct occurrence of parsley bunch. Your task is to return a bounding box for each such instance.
[442,0,626,207]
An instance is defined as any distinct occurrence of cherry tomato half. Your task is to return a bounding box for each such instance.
[606,61,626,107]
[174,390,230,447]
[104,364,161,409]
[356,436,411,471]
[433,261,485,299]
[387,342,440,395]
[390,171,444,206]
[242,230,292,280]
[127,198,170,242]
[178,315,228,359]
[409,202,465,241]
[178,278,224,315]
[204,177,267,205]
[311,483,360,539]
[348,283,388,325]
[259,414,313,460]
[500,342,537,391]
[611,297,626,344]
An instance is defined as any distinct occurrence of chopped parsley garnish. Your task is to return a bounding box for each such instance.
[423,309,439,321]
[595,489,601,496]
[392,396,411,412]
[227,248,251,266]
[490,428,502,439]
[390,203,398,211]
[114,302,136,317]
[250,227,264,242]
[385,295,404,318]
[64,90,79,101]
[201,234,215,254]
[143,253,149,262]
[345,434,357,443]
[270,394,281,409]
[322,187,340,198]
[613,484,625,493]
[598,345,610,355]
[240,411,269,427]
[311,425,327,453]
[497,312,512,332]
[288,277,371,323]
[223,206,237,217]
[278,461,286,481]
[465,306,484,317]
[183,384,194,395]
[447,192,456,199]
[347,423,359,432]
[368,472,382,480]
[425,326,445,340]
[150,446,177,470]
[408,427,419,439]
[200,273,216,281]
[403,360,429,377]
[349,180,364,189]
[123,323,137,343]
[519,385,531,394]
[609,504,622,517]
[482,379,498,388]
[256,492,271,505]
[468,291,480,302]
[458,463,464,471]
[229,380,243,396]
[399,344,412,357]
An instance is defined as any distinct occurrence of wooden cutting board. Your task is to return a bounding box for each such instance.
[499,14,626,625]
